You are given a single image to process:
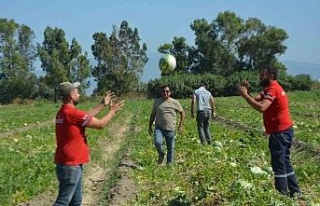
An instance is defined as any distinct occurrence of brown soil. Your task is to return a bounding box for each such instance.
[107,150,138,206]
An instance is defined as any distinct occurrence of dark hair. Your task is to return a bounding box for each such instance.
[156,84,172,97]
[160,84,171,91]
[200,81,208,88]
[263,66,278,80]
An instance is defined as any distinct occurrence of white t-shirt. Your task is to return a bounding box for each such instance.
[194,87,212,111]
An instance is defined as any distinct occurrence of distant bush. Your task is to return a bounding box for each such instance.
[146,72,316,99]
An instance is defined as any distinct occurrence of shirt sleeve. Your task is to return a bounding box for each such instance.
[70,109,93,127]
[153,99,158,110]
[174,100,184,112]
[264,86,276,102]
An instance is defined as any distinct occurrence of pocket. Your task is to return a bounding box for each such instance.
[269,135,280,153]
[56,165,80,184]
[279,129,293,146]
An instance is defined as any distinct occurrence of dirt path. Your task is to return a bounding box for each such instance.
[82,117,137,206]
[18,115,138,206]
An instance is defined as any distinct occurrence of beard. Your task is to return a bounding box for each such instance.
[259,78,270,87]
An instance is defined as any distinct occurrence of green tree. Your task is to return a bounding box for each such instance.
[38,27,91,101]
[0,18,38,103]
[189,17,236,76]
[69,39,91,92]
[237,17,288,70]
[91,21,148,95]
[190,18,217,74]
[188,11,288,75]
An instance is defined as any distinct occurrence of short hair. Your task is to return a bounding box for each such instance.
[160,84,171,91]
[200,81,208,88]
[157,84,171,97]
[262,66,278,80]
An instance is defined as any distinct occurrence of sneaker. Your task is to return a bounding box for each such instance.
[157,153,165,164]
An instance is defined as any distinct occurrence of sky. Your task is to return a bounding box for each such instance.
[1,0,320,76]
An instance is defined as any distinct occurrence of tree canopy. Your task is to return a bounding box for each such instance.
[0,18,38,103]
[0,12,316,103]
[37,27,91,101]
[158,11,289,76]
[91,21,148,96]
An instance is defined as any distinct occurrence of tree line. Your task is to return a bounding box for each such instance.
[0,11,317,103]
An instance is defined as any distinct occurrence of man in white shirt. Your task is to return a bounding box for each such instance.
[191,81,216,145]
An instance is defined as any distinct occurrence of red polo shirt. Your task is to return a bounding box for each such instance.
[261,80,292,134]
[54,104,93,165]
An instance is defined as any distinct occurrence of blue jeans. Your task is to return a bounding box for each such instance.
[269,127,300,196]
[196,109,212,144]
[154,127,175,164]
[53,164,83,206]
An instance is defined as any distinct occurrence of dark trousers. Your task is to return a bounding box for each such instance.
[268,127,300,196]
[196,109,212,144]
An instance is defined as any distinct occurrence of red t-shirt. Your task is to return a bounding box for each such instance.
[260,80,292,134]
[54,104,93,165]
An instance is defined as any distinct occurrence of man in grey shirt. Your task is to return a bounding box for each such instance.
[191,81,216,145]
[148,84,185,165]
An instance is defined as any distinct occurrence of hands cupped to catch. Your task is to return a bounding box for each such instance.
[238,80,250,97]
[240,80,249,88]
[102,91,115,106]
[110,98,125,113]
[237,85,248,97]
[101,91,125,113]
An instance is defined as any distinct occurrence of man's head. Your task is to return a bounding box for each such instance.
[200,81,208,88]
[260,67,277,87]
[59,81,81,105]
[160,84,171,100]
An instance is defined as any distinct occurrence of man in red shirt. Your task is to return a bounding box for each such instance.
[53,81,124,206]
[238,67,301,197]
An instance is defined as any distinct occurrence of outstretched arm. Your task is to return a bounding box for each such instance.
[86,99,124,129]
[238,85,272,113]
[87,91,115,116]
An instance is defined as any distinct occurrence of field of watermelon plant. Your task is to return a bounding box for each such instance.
[127,91,320,205]
[0,102,129,205]
[0,102,58,134]
[0,91,319,205]
[0,103,57,205]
